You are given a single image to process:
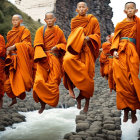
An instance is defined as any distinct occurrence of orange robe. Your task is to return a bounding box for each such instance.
[0,35,6,99]
[100,42,110,77]
[100,42,115,91]
[110,16,140,110]
[63,14,101,98]
[4,26,34,100]
[33,25,66,107]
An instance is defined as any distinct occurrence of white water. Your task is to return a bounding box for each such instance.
[0,107,80,140]
[121,110,140,140]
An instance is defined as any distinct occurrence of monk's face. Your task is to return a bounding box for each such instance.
[76,2,88,16]
[44,14,56,27]
[12,16,22,28]
[124,3,138,18]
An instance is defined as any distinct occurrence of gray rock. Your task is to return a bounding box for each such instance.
[76,123,90,132]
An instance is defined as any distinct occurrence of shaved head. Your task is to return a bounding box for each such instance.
[13,14,23,20]
[125,2,136,9]
[77,2,87,8]
[45,12,55,19]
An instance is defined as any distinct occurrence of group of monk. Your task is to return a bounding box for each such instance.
[0,1,140,124]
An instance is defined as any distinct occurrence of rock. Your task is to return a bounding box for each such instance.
[0,125,5,131]
[76,123,90,132]
[103,124,115,130]
[64,132,73,139]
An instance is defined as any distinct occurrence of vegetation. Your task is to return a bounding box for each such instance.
[0,0,42,42]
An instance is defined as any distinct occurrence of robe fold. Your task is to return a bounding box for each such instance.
[100,42,115,91]
[110,16,140,110]
[33,25,66,107]
[4,26,34,99]
[0,35,6,99]
[63,14,101,98]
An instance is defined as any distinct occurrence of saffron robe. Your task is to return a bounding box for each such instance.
[63,14,101,98]
[0,35,6,99]
[4,26,34,99]
[33,25,66,107]
[110,16,140,110]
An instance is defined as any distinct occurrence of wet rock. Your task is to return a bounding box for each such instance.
[76,123,90,132]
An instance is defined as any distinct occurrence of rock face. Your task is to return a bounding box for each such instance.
[54,0,114,41]
[14,0,56,23]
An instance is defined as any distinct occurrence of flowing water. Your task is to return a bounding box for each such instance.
[0,107,80,140]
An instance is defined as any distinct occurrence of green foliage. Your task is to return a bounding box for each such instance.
[0,0,42,43]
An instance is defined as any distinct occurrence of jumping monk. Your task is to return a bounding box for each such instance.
[111,2,140,123]
[0,34,6,109]
[63,2,101,112]
[4,14,34,106]
[100,34,115,92]
[33,12,66,114]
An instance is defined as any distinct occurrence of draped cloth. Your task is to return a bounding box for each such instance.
[110,16,140,110]
[63,14,101,98]
[100,42,115,91]
[0,35,6,99]
[4,26,34,99]
[33,25,66,107]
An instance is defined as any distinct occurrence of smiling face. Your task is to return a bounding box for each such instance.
[44,13,56,27]
[12,15,22,28]
[76,2,88,16]
[124,3,138,18]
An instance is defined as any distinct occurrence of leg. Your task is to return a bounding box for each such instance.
[67,79,75,99]
[83,98,90,113]
[123,107,129,122]
[9,97,17,107]
[131,110,137,124]
[0,97,3,109]
[76,92,84,109]
[38,98,46,114]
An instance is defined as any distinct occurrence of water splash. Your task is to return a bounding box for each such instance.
[0,107,80,140]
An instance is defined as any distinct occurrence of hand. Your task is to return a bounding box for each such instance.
[113,51,119,58]
[6,45,16,56]
[83,36,90,47]
[51,46,59,53]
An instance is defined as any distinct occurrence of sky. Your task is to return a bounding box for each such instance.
[110,0,140,27]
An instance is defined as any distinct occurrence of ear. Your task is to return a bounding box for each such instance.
[135,9,138,13]
[124,9,127,14]
[54,17,56,22]
[76,8,78,13]
[44,19,46,22]
[20,19,23,23]
[86,7,88,12]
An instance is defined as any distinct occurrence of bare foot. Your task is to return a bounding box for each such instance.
[131,110,137,124]
[0,98,3,109]
[69,88,75,99]
[9,97,17,107]
[38,101,46,114]
[83,98,90,113]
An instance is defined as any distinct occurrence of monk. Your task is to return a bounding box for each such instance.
[4,14,34,106]
[0,34,6,109]
[100,34,115,92]
[111,2,140,123]
[63,2,101,112]
[33,13,66,114]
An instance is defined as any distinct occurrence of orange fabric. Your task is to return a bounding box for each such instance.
[4,26,33,99]
[99,42,111,77]
[108,58,116,91]
[33,25,66,107]
[110,16,140,110]
[63,14,101,98]
[0,35,6,99]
